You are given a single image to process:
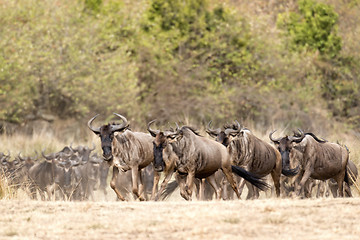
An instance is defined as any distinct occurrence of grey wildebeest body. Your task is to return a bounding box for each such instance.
[152,125,269,201]
[208,122,297,199]
[226,128,284,198]
[88,113,155,201]
[270,131,349,197]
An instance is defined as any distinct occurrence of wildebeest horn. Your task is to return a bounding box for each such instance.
[206,121,221,136]
[147,120,160,137]
[175,122,180,131]
[235,120,241,129]
[42,150,56,160]
[69,142,77,152]
[224,120,241,135]
[269,130,281,144]
[111,113,129,132]
[18,152,25,162]
[164,123,181,138]
[289,129,305,143]
[87,114,101,134]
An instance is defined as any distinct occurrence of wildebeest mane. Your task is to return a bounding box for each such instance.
[293,131,327,143]
[181,126,202,137]
[305,133,327,143]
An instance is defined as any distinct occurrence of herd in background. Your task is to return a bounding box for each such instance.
[0,145,109,200]
[1,112,358,201]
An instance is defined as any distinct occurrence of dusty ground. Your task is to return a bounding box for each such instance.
[1,198,359,240]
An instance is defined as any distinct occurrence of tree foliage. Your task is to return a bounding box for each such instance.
[277,0,342,58]
[1,0,360,131]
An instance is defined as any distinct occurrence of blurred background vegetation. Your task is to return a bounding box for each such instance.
[1,0,360,139]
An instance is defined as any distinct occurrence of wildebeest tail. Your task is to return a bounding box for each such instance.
[231,165,270,191]
[160,180,179,200]
[282,165,299,177]
[344,166,350,185]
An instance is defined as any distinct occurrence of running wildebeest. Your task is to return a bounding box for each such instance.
[151,124,269,201]
[88,113,155,201]
[270,130,350,197]
[147,120,177,201]
[222,123,297,199]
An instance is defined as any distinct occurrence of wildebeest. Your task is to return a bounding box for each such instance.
[28,149,79,200]
[151,124,269,201]
[147,120,177,200]
[0,152,36,193]
[270,130,350,197]
[223,123,298,199]
[67,144,100,200]
[88,113,155,201]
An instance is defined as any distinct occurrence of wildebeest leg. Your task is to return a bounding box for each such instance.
[155,170,175,201]
[206,175,221,200]
[221,178,229,200]
[199,179,205,200]
[334,174,345,198]
[110,167,126,201]
[296,169,312,198]
[39,189,46,201]
[176,173,190,200]
[245,182,255,200]
[344,183,352,197]
[185,171,195,201]
[131,166,143,200]
[222,167,241,199]
[137,169,146,201]
[271,170,281,197]
[151,171,160,200]
[47,183,56,201]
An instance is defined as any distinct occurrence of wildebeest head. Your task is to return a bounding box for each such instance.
[88,113,129,161]
[147,120,176,172]
[206,121,241,147]
[269,129,305,169]
[70,143,96,163]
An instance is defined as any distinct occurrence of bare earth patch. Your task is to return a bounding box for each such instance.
[1,198,359,239]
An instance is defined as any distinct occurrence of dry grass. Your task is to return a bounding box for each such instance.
[0,198,360,239]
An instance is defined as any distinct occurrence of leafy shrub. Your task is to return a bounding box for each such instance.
[277,0,342,58]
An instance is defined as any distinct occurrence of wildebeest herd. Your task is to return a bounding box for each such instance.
[1,113,358,201]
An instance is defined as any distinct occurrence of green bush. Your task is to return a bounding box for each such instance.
[277,0,342,58]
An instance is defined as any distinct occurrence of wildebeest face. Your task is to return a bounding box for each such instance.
[278,137,292,168]
[269,130,305,170]
[99,125,115,161]
[216,131,230,147]
[88,113,129,162]
[153,132,166,172]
